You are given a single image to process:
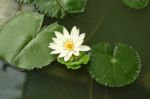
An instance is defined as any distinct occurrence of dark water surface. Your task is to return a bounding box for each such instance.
[0,0,150,99]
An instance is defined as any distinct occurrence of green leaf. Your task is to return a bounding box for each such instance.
[16,0,35,3]
[89,42,141,87]
[123,0,149,9]
[0,12,63,70]
[57,52,90,69]
[34,0,87,18]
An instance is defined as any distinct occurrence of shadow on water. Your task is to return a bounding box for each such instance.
[0,0,150,99]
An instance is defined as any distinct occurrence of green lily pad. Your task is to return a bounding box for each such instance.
[57,52,90,69]
[0,12,63,70]
[123,0,149,9]
[16,0,88,18]
[89,42,141,87]
[34,0,87,18]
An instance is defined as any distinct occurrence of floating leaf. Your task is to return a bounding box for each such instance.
[123,0,149,9]
[57,52,90,69]
[0,12,63,70]
[89,42,141,87]
[34,0,87,18]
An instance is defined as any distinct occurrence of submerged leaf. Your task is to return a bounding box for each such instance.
[57,52,90,69]
[123,0,149,9]
[89,42,141,87]
[0,12,63,70]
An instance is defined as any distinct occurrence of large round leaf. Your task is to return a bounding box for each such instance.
[89,42,141,87]
[0,12,63,69]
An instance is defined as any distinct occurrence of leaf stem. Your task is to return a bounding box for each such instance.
[104,87,108,99]
[56,82,73,99]
[69,14,95,23]
[85,15,105,43]
[21,73,30,98]
[89,78,93,99]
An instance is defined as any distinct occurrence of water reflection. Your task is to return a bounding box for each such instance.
[141,72,150,91]
[0,61,26,99]
[0,60,150,99]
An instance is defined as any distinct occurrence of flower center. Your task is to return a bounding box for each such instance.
[64,39,74,51]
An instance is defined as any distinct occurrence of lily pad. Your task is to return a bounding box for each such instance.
[34,0,87,18]
[89,42,141,87]
[0,12,63,70]
[123,0,149,9]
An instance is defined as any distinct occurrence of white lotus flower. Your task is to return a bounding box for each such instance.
[48,26,91,62]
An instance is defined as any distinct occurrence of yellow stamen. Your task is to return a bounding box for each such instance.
[64,39,74,51]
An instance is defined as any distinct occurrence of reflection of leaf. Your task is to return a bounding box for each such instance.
[123,0,148,9]
[89,42,141,87]
[0,12,63,69]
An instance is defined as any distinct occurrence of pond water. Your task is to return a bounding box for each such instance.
[0,0,150,99]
